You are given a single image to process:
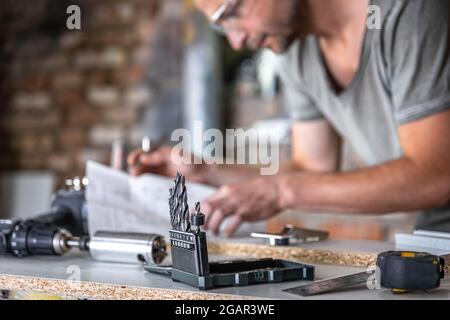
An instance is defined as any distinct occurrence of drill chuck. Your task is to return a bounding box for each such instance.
[8,221,72,257]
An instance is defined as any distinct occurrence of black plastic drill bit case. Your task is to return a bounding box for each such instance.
[146,228,315,290]
[145,173,315,290]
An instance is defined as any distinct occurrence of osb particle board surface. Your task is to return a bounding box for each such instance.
[0,239,393,300]
[207,241,379,268]
[207,239,450,272]
[0,252,259,300]
[3,240,450,300]
[0,274,252,300]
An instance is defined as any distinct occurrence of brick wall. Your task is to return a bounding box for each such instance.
[0,0,162,186]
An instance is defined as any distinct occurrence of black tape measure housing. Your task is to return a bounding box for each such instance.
[376,251,445,291]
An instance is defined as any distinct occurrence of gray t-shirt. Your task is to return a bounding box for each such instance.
[279,0,450,231]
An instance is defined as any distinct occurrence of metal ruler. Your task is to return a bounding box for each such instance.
[283,270,374,296]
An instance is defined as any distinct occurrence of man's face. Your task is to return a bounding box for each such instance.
[195,0,310,54]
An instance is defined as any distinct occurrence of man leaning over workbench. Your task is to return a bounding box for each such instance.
[128,0,450,237]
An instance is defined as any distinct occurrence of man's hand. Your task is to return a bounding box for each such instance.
[202,177,283,237]
[127,146,207,183]
[200,119,341,237]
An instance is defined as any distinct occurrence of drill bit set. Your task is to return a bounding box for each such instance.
[145,173,315,290]
[168,173,210,277]
[169,174,191,233]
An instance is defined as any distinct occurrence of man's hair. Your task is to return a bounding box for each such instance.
[0,0,49,36]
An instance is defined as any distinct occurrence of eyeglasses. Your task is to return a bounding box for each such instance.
[209,0,240,35]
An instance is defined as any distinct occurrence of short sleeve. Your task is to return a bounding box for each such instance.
[279,42,324,121]
[387,0,450,124]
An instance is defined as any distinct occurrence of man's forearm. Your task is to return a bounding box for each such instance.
[277,157,450,214]
[203,162,300,187]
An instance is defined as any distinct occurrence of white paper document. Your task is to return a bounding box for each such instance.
[86,161,265,238]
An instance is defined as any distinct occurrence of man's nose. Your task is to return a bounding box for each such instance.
[226,30,247,50]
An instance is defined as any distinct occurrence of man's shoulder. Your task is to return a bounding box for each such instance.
[379,0,449,60]
[383,0,449,33]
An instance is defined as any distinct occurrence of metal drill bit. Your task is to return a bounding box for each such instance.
[175,186,184,230]
[182,202,191,232]
[169,186,177,230]
[169,173,182,230]
[169,173,192,231]
[180,203,186,231]
[195,202,201,214]
[169,178,179,229]
[191,202,204,234]
[181,178,188,231]
[177,178,186,230]
[181,188,189,231]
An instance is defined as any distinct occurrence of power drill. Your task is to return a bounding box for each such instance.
[0,220,166,264]
[0,176,89,257]
[0,177,167,265]
[32,176,89,237]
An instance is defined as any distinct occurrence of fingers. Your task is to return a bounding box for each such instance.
[202,194,222,227]
[203,198,227,235]
[127,149,143,167]
[223,215,243,238]
[129,166,143,176]
[139,150,167,167]
[203,193,228,227]
[128,149,145,176]
[127,146,169,176]
[203,188,238,235]
[208,208,229,235]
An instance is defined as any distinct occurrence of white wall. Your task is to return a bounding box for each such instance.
[0,171,55,220]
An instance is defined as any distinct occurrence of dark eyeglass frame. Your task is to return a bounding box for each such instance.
[209,0,240,35]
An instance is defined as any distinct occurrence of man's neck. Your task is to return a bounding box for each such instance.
[307,0,370,39]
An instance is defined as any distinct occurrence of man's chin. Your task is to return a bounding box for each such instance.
[267,38,296,54]
[269,46,289,54]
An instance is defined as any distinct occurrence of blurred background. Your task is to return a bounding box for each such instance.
[0,0,416,240]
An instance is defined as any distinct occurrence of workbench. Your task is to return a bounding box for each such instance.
[1,238,449,300]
